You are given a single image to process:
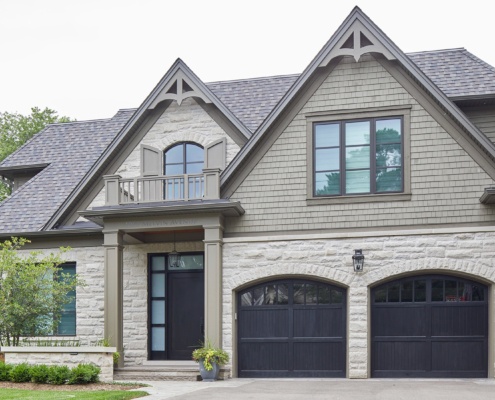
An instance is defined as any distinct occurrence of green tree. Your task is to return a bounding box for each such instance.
[0,237,84,346]
[0,107,72,201]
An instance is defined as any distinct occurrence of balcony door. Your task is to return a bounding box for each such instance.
[148,252,205,360]
[164,142,204,199]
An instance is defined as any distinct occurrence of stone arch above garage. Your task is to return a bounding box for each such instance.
[362,258,495,288]
[225,263,355,294]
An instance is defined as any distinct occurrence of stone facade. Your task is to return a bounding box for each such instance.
[222,228,495,378]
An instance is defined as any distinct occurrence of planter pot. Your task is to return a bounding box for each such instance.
[198,360,220,382]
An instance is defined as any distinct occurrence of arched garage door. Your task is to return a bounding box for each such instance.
[237,279,346,377]
[371,275,488,378]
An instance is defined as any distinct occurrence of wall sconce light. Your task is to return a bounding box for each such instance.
[352,249,364,272]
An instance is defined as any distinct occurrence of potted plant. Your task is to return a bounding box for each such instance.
[192,341,229,382]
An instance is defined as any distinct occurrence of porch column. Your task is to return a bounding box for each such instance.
[204,222,224,347]
[103,229,124,366]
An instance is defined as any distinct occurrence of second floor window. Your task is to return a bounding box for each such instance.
[314,117,403,196]
[164,142,204,175]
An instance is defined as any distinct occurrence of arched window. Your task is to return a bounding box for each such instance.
[164,142,204,175]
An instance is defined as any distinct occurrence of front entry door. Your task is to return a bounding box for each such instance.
[149,253,204,360]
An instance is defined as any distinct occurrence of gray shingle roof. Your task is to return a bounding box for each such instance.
[1,48,494,234]
[0,110,134,233]
[206,74,299,132]
[206,49,495,132]
[408,48,495,98]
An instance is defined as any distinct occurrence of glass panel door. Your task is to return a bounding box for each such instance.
[149,252,204,360]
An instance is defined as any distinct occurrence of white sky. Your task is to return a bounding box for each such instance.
[1,0,493,121]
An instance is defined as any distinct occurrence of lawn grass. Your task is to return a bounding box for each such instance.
[0,388,149,399]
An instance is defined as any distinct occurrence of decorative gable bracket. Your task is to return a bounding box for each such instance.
[149,70,212,109]
[319,20,396,66]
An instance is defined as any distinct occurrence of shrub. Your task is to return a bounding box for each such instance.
[68,363,100,384]
[0,363,12,381]
[47,365,70,385]
[9,363,31,383]
[30,364,50,384]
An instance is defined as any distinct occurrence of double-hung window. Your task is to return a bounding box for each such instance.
[314,117,403,196]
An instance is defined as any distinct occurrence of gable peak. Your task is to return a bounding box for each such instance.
[149,61,212,108]
[319,8,396,65]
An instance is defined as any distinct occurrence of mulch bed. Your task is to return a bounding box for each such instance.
[0,381,146,391]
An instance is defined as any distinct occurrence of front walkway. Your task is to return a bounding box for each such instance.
[129,378,495,399]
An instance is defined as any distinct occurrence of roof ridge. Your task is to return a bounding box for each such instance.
[49,117,113,126]
[206,73,300,86]
[47,109,135,127]
[406,47,465,56]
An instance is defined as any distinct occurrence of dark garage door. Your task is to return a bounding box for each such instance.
[371,274,488,378]
[238,279,346,377]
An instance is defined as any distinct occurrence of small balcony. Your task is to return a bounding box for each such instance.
[103,169,220,206]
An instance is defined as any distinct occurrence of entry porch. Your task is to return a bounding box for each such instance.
[80,200,243,373]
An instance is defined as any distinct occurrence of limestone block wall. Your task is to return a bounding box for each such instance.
[3,347,115,382]
[18,246,105,346]
[222,229,495,378]
[122,241,204,366]
[87,97,241,210]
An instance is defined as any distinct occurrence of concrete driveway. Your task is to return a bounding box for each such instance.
[133,378,495,399]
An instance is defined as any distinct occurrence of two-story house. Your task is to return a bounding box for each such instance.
[1,7,495,379]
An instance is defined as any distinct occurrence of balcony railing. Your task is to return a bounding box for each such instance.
[103,169,220,206]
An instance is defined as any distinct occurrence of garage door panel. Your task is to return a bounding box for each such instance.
[238,279,346,378]
[239,309,288,338]
[373,341,428,372]
[371,275,488,378]
[373,306,426,337]
[293,308,343,337]
[431,305,487,337]
[239,342,289,371]
[293,342,345,372]
[431,341,486,372]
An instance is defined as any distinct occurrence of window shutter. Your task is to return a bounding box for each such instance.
[141,144,163,177]
[140,145,163,201]
[204,138,226,170]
